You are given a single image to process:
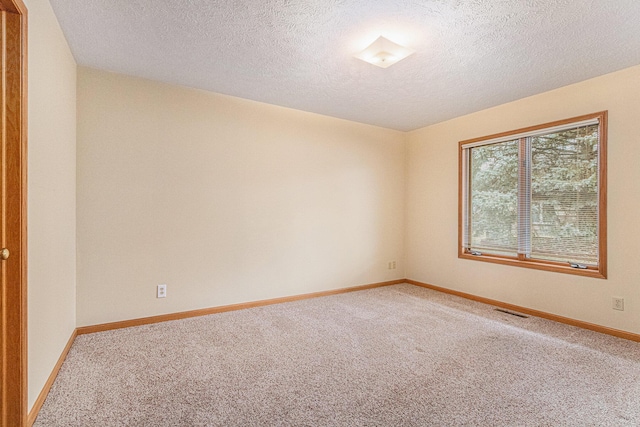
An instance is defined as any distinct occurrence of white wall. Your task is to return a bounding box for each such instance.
[76,68,406,326]
[25,0,77,410]
[406,65,640,335]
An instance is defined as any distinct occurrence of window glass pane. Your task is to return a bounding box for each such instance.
[470,140,519,255]
[530,125,599,264]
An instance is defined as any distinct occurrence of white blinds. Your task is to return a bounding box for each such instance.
[529,125,599,264]
[517,139,531,256]
[462,119,600,265]
[461,148,470,249]
[466,139,519,255]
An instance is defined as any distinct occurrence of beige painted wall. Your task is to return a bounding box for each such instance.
[406,64,640,335]
[22,0,640,413]
[25,0,77,410]
[76,67,406,326]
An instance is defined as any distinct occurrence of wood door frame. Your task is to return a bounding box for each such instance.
[0,0,27,426]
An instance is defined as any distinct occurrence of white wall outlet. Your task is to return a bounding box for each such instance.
[157,284,167,298]
[388,261,397,270]
[612,297,624,311]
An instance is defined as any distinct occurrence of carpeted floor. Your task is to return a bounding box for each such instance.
[34,284,640,426]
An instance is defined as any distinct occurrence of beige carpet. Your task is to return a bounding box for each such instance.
[34,284,640,426]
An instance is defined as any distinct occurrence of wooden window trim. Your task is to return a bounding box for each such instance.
[458,111,607,279]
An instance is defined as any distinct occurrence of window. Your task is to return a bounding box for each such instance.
[459,111,607,278]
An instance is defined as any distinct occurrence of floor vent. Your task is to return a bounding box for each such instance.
[495,308,529,318]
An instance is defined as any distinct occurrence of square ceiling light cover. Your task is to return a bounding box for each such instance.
[354,36,415,68]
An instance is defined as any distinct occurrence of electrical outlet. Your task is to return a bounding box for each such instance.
[612,297,624,311]
[388,261,397,270]
[157,284,167,298]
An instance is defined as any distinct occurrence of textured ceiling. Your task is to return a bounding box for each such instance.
[50,0,640,131]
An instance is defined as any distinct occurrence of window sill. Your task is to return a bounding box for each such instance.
[458,252,606,279]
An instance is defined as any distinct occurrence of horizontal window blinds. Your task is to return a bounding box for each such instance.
[518,138,531,256]
[529,124,599,265]
[467,139,519,256]
[462,119,600,266]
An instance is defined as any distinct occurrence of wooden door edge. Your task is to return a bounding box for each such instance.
[0,1,27,426]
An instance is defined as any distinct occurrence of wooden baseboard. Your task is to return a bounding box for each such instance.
[25,278,640,425]
[77,279,406,335]
[27,329,78,426]
[71,278,640,342]
[27,280,404,424]
[406,279,640,342]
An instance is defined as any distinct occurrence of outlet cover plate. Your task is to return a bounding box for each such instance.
[157,284,167,298]
[612,297,624,311]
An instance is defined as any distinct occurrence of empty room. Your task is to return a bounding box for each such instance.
[2,0,640,425]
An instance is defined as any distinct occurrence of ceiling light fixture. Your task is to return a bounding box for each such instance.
[354,36,415,68]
